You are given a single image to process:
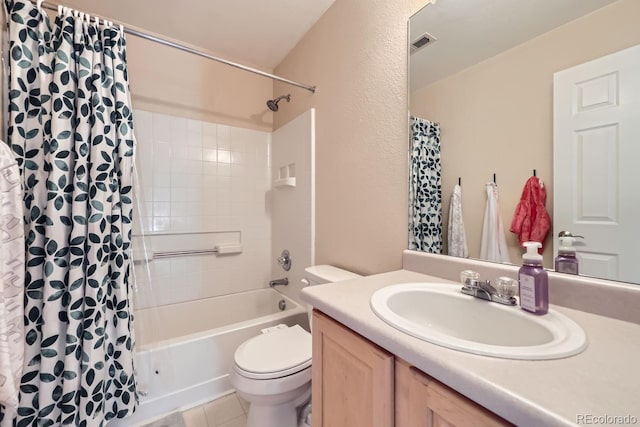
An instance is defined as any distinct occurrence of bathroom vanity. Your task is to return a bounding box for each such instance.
[302,251,640,427]
[313,310,508,426]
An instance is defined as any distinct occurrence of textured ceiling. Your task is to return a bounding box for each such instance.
[410,0,619,91]
[57,0,336,70]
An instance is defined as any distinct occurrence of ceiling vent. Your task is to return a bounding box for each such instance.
[411,32,437,54]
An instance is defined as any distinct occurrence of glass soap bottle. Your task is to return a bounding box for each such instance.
[518,242,548,315]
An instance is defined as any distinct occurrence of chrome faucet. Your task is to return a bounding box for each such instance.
[269,277,289,288]
[461,277,517,306]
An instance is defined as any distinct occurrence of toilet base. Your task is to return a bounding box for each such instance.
[246,403,296,427]
[243,386,311,427]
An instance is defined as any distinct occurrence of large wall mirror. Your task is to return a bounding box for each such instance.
[408,0,640,284]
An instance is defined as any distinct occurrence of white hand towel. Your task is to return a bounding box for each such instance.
[0,141,24,412]
[480,182,511,263]
[447,184,468,258]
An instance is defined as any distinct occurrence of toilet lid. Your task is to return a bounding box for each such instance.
[234,325,311,378]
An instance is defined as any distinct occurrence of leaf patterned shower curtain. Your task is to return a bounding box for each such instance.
[2,1,137,425]
[409,117,442,253]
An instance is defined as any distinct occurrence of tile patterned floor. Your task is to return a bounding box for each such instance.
[181,393,248,427]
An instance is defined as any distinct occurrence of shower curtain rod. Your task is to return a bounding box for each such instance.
[28,0,317,93]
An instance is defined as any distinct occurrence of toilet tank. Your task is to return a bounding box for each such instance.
[303,265,361,331]
[303,265,362,286]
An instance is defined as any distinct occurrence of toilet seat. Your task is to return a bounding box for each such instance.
[234,325,311,380]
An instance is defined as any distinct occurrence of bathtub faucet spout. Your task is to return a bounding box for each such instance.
[269,277,289,288]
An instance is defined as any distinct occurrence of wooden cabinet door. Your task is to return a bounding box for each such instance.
[395,359,511,427]
[312,310,394,427]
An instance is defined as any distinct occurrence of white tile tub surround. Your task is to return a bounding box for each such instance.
[124,110,315,425]
[270,109,315,305]
[131,110,272,309]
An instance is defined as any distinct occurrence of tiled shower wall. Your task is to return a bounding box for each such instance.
[131,110,272,309]
[270,109,315,305]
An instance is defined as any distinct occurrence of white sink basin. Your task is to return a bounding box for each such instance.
[370,282,587,360]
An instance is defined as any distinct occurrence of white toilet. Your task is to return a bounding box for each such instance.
[229,265,361,427]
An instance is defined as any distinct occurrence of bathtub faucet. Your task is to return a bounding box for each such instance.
[269,277,289,288]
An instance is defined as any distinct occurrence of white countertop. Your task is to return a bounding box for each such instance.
[301,269,640,427]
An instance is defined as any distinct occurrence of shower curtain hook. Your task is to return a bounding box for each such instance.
[36,0,43,12]
[57,4,62,16]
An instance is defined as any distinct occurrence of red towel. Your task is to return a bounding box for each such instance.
[510,176,551,250]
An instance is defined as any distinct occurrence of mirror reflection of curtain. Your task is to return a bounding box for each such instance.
[2,1,138,425]
[409,117,442,253]
[447,183,468,258]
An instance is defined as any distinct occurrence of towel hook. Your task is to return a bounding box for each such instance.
[493,173,496,184]
[458,177,461,186]
[533,169,537,177]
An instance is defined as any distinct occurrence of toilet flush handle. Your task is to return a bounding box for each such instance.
[301,278,310,286]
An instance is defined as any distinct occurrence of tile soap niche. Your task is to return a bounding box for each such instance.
[275,163,296,188]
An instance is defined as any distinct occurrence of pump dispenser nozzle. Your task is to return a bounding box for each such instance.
[558,235,582,253]
[522,242,542,264]
[559,236,575,251]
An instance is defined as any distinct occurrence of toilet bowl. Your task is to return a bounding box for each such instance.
[230,325,312,427]
[230,265,361,427]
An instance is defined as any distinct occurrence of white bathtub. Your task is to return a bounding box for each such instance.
[109,289,308,426]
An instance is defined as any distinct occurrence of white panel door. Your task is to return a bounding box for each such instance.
[554,44,640,283]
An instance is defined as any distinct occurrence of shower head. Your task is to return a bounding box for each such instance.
[266,94,291,112]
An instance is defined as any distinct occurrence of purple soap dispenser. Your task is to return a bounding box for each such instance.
[555,236,580,275]
[518,242,548,315]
